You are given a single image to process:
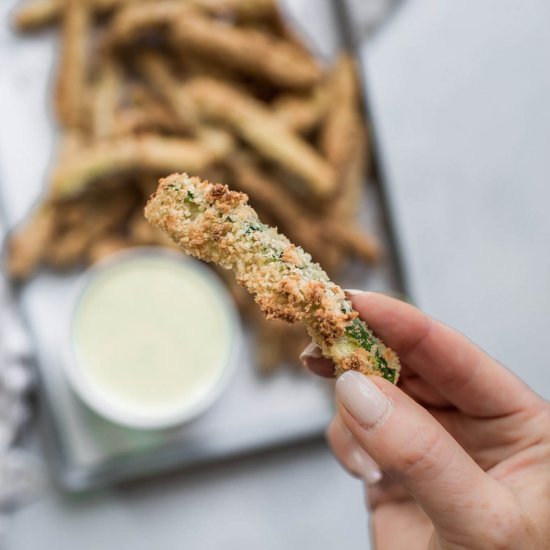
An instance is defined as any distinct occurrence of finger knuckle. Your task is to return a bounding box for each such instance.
[397,426,445,478]
[472,503,536,549]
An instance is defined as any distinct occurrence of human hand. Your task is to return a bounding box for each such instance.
[301,292,550,549]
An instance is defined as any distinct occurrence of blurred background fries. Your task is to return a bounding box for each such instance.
[8,0,378,373]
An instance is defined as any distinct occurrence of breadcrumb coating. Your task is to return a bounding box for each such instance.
[145,173,400,382]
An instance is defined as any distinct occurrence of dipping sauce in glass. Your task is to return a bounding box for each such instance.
[66,251,239,429]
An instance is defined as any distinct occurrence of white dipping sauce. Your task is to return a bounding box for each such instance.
[69,253,237,429]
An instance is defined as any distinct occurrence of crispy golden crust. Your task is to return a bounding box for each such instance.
[145,173,401,381]
[145,174,354,342]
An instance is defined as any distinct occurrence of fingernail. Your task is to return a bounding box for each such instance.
[299,341,322,363]
[350,449,383,485]
[336,371,390,429]
[344,289,365,297]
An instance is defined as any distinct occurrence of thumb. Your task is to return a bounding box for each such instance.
[336,371,512,536]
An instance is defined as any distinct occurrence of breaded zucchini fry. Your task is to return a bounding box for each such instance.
[46,187,135,268]
[107,1,186,44]
[112,104,181,136]
[13,0,61,31]
[320,55,370,220]
[332,123,369,220]
[7,205,55,280]
[195,0,276,20]
[115,83,183,135]
[137,53,201,133]
[14,0,275,32]
[319,55,361,168]
[51,133,232,198]
[323,219,380,264]
[183,77,335,197]
[55,0,90,129]
[138,55,238,155]
[272,85,329,134]
[145,174,400,382]
[108,0,277,45]
[91,56,123,139]
[171,10,321,89]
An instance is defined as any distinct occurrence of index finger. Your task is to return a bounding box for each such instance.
[350,292,535,417]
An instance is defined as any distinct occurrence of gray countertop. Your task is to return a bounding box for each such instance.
[5,1,550,548]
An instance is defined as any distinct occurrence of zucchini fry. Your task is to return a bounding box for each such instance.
[319,55,361,167]
[51,133,232,198]
[195,0,276,20]
[115,83,183,135]
[171,10,321,89]
[145,174,400,382]
[332,123,369,220]
[272,85,329,134]
[322,219,380,264]
[108,0,277,45]
[320,55,371,220]
[13,0,61,31]
[14,0,275,32]
[55,0,91,129]
[112,104,180,136]
[13,0,142,31]
[46,228,92,268]
[46,188,135,268]
[91,56,123,139]
[183,77,335,197]
[137,54,200,133]
[107,1,186,45]
[7,205,56,280]
[138,55,237,154]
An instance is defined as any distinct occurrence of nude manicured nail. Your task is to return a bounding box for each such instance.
[336,371,390,429]
[299,341,322,362]
[344,289,365,297]
[350,449,383,485]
